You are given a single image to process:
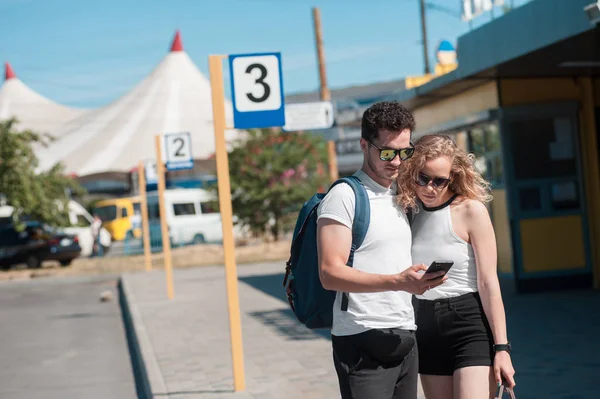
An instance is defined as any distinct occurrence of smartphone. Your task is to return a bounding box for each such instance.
[424,260,454,275]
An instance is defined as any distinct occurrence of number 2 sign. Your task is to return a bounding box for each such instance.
[229,52,286,129]
[164,132,194,171]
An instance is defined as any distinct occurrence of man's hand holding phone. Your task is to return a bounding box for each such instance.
[396,263,448,295]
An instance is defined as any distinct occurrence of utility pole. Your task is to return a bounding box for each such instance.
[312,7,331,101]
[312,7,338,183]
[419,0,430,75]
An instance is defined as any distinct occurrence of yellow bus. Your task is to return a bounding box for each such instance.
[92,196,142,241]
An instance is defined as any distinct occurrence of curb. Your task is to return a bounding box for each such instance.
[118,276,167,399]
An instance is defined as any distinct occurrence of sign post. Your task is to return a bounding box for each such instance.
[208,51,285,393]
[154,135,174,300]
[138,161,152,272]
[327,140,339,183]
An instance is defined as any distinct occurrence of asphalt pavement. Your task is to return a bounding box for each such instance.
[0,274,138,399]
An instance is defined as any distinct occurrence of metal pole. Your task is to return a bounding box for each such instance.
[419,0,431,74]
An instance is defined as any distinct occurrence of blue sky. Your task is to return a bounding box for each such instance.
[0,0,530,108]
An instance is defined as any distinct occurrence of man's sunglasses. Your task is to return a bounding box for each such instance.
[369,141,415,161]
[416,172,451,189]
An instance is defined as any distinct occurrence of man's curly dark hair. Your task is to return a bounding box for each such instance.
[361,101,416,142]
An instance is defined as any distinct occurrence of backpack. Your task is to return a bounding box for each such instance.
[283,175,370,329]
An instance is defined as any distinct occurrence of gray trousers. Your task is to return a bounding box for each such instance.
[332,328,418,399]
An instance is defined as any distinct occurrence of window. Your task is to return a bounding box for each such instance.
[173,203,196,216]
[509,117,577,180]
[148,203,160,220]
[93,205,117,222]
[134,202,141,213]
[76,215,90,227]
[0,227,18,247]
[467,121,504,187]
[120,207,128,218]
[200,202,218,214]
[0,217,12,226]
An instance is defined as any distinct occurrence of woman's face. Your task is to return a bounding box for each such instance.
[415,156,453,208]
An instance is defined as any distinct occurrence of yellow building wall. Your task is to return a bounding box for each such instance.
[500,78,600,286]
[491,189,512,274]
[413,82,499,133]
[581,77,600,288]
[520,216,587,272]
[500,78,581,107]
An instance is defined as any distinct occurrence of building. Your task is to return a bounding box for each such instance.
[381,0,600,292]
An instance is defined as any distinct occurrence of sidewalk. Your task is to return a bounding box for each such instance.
[120,261,600,399]
[120,262,425,399]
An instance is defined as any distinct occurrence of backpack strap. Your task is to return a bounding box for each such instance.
[334,176,370,262]
[329,175,370,311]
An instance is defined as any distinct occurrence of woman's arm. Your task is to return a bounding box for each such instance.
[465,200,515,387]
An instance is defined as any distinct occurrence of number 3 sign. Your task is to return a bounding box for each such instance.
[164,132,194,171]
[229,52,286,129]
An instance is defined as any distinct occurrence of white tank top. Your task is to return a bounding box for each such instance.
[411,195,478,300]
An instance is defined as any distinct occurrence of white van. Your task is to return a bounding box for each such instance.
[0,201,111,257]
[146,188,223,246]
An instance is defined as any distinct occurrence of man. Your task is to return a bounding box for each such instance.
[91,214,103,257]
[317,101,446,399]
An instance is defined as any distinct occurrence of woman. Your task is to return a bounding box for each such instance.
[397,134,515,398]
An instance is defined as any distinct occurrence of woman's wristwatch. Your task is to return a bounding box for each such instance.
[493,343,511,353]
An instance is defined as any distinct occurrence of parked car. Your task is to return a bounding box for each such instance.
[0,201,111,257]
[0,222,82,269]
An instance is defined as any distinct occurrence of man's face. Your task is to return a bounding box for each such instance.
[361,128,412,183]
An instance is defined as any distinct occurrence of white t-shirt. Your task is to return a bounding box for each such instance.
[91,219,102,237]
[317,170,416,336]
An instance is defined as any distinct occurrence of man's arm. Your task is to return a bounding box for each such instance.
[317,218,398,292]
[316,218,446,294]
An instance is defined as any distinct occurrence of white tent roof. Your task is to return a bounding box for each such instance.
[36,31,238,176]
[0,63,87,134]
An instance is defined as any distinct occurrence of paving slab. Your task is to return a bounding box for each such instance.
[121,261,600,399]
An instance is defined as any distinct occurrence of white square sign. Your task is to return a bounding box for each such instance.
[164,132,193,171]
[231,54,282,112]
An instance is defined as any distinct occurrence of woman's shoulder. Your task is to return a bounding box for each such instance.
[451,196,489,218]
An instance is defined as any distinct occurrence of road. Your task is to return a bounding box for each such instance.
[0,275,138,399]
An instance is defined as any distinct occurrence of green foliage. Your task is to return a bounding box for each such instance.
[223,128,330,240]
[0,118,85,228]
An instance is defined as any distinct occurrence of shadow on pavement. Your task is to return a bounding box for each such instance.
[240,273,331,341]
[242,273,600,397]
[500,279,600,398]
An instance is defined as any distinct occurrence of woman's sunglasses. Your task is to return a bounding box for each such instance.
[369,141,415,161]
[416,172,451,189]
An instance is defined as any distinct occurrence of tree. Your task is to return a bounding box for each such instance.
[224,128,330,240]
[0,118,84,227]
